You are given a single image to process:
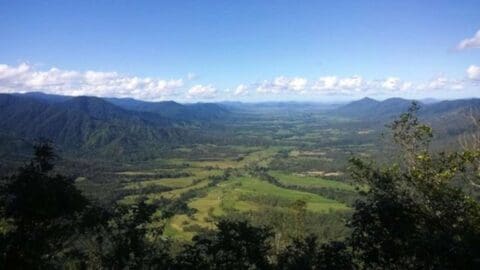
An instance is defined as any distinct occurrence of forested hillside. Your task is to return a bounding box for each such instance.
[2,92,480,168]
[0,93,230,161]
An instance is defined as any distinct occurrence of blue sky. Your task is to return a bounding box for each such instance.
[0,0,479,101]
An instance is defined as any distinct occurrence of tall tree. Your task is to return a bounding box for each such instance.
[175,220,273,269]
[348,103,480,269]
[88,199,172,269]
[277,235,353,270]
[0,141,88,268]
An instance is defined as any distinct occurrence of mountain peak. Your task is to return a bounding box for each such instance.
[358,97,378,102]
[336,97,414,119]
[61,96,130,120]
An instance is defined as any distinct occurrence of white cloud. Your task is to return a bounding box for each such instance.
[233,84,248,96]
[467,65,480,80]
[457,30,480,50]
[312,75,364,93]
[416,76,464,91]
[0,63,30,80]
[187,84,216,99]
[381,77,412,91]
[257,76,307,93]
[312,76,337,90]
[1,62,476,101]
[339,75,363,89]
[311,74,469,97]
[427,77,448,89]
[0,63,184,101]
[288,77,308,91]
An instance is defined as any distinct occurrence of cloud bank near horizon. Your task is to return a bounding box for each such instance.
[0,62,478,101]
[0,63,184,101]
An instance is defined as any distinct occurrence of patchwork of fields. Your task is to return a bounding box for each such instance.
[108,145,358,241]
[74,111,380,243]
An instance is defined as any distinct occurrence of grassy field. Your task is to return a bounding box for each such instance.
[228,176,349,211]
[106,145,359,241]
[162,174,349,240]
[270,171,355,191]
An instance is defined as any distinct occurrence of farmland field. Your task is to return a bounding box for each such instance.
[74,110,374,244]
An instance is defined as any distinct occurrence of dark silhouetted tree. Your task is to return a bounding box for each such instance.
[348,103,480,269]
[81,199,172,269]
[175,220,273,269]
[277,235,353,270]
[0,141,88,268]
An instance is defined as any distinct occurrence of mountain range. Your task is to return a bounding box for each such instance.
[0,93,228,160]
[335,97,480,120]
[1,92,480,161]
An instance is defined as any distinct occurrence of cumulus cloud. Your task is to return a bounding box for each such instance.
[338,76,363,89]
[311,74,469,96]
[416,76,464,91]
[257,76,307,93]
[233,84,248,96]
[0,63,31,80]
[1,62,475,101]
[381,77,412,91]
[0,63,184,101]
[426,77,448,89]
[187,84,217,99]
[457,30,480,50]
[467,65,480,80]
[312,76,337,90]
[288,77,308,91]
[312,75,364,93]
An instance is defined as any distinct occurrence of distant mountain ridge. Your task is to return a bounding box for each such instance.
[335,97,414,119]
[0,93,230,159]
[106,97,228,121]
[12,92,229,121]
[12,91,72,103]
[2,92,480,160]
[335,97,480,120]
